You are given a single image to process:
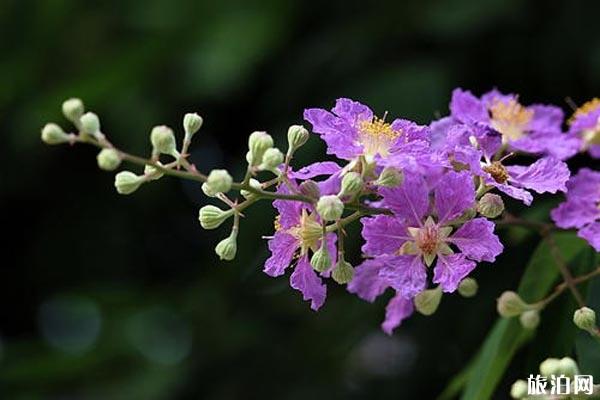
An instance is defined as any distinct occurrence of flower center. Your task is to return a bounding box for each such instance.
[484,161,509,184]
[489,98,533,142]
[404,217,454,266]
[288,210,323,255]
[569,98,600,125]
[358,116,401,158]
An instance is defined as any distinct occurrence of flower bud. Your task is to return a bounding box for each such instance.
[144,164,164,181]
[339,172,363,198]
[510,380,528,399]
[205,169,233,194]
[414,287,442,316]
[316,195,344,222]
[198,205,233,230]
[247,131,273,166]
[183,112,203,137]
[62,98,84,123]
[150,125,178,157]
[519,310,540,330]
[477,193,505,218]
[310,245,331,273]
[573,306,596,331]
[41,123,70,145]
[539,358,561,377]
[80,112,100,135]
[287,125,309,155]
[332,259,354,284]
[260,148,284,170]
[96,148,121,171]
[114,171,144,195]
[497,291,528,317]
[215,233,237,261]
[201,183,218,197]
[240,179,261,199]
[376,167,404,187]
[458,277,478,298]
[299,180,321,200]
[558,357,579,377]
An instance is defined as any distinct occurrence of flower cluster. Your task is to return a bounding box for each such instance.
[41,88,599,335]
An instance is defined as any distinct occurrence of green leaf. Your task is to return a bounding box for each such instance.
[576,271,600,379]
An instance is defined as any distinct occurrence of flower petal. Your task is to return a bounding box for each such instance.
[434,170,476,224]
[578,222,600,252]
[551,198,599,229]
[492,182,533,205]
[507,157,570,194]
[361,215,408,256]
[381,293,414,335]
[348,258,390,302]
[381,174,430,226]
[379,255,427,298]
[450,88,489,125]
[290,162,342,180]
[290,255,327,311]
[449,218,504,262]
[433,254,476,293]
[264,232,299,277]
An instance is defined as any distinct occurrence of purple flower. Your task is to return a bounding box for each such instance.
[551,168,600,251]
[450,88,579,160]
[567,98,600,158]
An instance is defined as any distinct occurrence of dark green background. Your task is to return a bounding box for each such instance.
[1,0,599,399]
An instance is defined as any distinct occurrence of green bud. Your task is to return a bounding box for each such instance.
[414,287,442,316]
[62,98,84,123]
[260,148,284,170]
[240,179,262,199]
[150,125,178,157]
[144,164,164,181]
[316,195,344,222]
[376,167,404,187]
[215,233,237,261]
[519,310,540,330]
[558,357,579,377]
[573,306,596,331]
[80,112,100,135]
[96,148,121,171]
[332,259,354,284]
[183,112,203,137]
[510,380,528,399]
[310,245,331,273]
[539,358,561,377]
[299,180,321,200]
[114,171,144,195]
[497,291,528,317]
[201,183,218,197]
[458,278,478,298]
[198,205,233,230]
[205,169,233,194]
[477,193,505,218]
[287,125,309,155]
[247,131,273,166]
[339,172,363,198]
[41,123,70,145]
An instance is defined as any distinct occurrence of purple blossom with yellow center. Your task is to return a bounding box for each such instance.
[567,98,600,158]
[450,88,580,160]
[551,168,600,251]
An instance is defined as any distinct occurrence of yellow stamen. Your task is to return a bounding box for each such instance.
[357,116,401,158]
[569,98,600,125]
[489,98,533,141]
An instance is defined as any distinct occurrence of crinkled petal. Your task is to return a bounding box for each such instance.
[361,215,408,256]
[381,293,414,335]
[348,258,390,302]
[589,144,600,159]
[578,222,600,252]
[390,119,431,143]
[492,182,533,205]
[449,218,504,262]
[264,232,299,277]
[379,255,427,298]
[528,104,564,134]
[290,162,342,180]
[551,198,599,229]
[332,98,373,123]
[507,157,570,194]
[303,107,363,160]
[290,255,327,311]
[273,185,304,229]
[565,168,600,201]
[380,174,430,226]
[450,88,489,125]
[510,132,580,160]
[434,170,476,224]
[433,254,477,293]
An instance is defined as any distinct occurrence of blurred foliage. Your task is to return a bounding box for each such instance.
[1,0,600,399]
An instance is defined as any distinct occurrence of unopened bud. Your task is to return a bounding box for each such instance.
[205,169,233,194]
[150,125,178,157]
[247,131,273,166]
[510,380,528,399]
[62,98,84,123]
[377,167,404,187]
[497,291,528,317]
[339,172,363,198]
[332,259,354,284]
[310,245,331,273]
[414,287,442,316]
[198,205,233,230]
[299,180,321,200]
[144,164,164,181]
[519,310,540,330]
[558,357,579,377]
[287,125,309,155]
[539,358,561,377]
[260,148,284,170]
[240,179,261,199]
[114,171,144,195]
[41,123,70,145]
[316,195,344,221]
[478,193,505,218]
[458,278,478,298]
[96,148,121,171]
[80,112,100,135]
[573,306,596,331]
[183,112,203,137]
[215,233,237,261]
